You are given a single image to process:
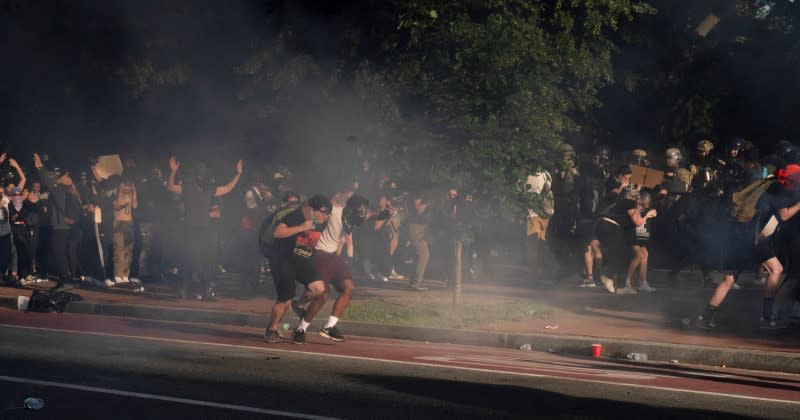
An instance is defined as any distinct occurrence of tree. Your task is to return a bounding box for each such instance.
[372,0,655,218]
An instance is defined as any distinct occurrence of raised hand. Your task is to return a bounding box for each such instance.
[33,153,43,168]
[235,159,243,174]
[0,153,6,164]
[169,156,180,172]
[8,158,20,169]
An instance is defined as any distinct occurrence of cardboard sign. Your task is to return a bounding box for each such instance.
[93,154,123,180]
[629,164,664,189]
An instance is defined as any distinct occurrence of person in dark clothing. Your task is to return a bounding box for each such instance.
[2,156,27,284]
[34,153,83,286]
[166,156,242,300]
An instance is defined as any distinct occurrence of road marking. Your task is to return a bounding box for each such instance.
[416,355,659,380]
[2,323,799,406]
[0,375,338,420]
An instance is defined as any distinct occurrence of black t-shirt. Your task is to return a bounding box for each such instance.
[763,183,800,236]
[274,208,325,259]
[182,183,215,227]
[600,198,637,232]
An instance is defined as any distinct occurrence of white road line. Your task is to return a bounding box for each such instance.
[2,323,799,406]
[0,375,338,420]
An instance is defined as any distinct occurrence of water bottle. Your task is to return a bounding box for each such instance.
[24,397,44,410]
[627,352,648,361]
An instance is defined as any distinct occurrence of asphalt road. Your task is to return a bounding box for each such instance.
[0,310,798,419]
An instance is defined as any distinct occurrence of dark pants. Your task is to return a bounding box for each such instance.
[0,234,11,279]
[595,219,628,287]
[51,228,80,280]
[180,225,218,298]
[11,225,38,278]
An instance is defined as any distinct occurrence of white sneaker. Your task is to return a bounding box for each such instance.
[600,276,616,294]
[638,282,657,293]
[104,279,116,288]
[115,276,129,284]
[616,286,638,295]
[128,277,142,285]
[388,270,404,280]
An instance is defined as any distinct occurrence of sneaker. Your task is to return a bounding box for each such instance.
[638,282,657,293]
[377,274,389,282]
[264,329,283,343]
[104,279,116,288]
[695,315,718,330]
[577,278,596,288]
[290,299,306,320]
[409,283,428,291]
[600,276,616,294]
[759,318,787,330]
[388,270,404,280]
[319,326,345,342]
[128,277,142,285]
[616,286,638,295]
[115,276,129,284]
[292,329,306,344]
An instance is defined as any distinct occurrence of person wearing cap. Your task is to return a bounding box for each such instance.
[629,149,649,167]
[263,194,331,344]
[33,153,83,286]
[689,139,724,177]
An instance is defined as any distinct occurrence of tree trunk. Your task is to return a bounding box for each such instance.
[453,239,462,305]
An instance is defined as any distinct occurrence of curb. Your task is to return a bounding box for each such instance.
[3,296,799,374]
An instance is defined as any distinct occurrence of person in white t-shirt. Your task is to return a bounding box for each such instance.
[292,193,389,342]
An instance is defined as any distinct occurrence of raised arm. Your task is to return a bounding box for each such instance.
[166,156,182,195]
[131,183,138,209]
[214,159,243,197]
[8,158,25,190]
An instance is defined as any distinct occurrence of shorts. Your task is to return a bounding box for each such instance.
[575,218,597,244]
[312,251,352,288]
[756,237,776,263]
[269,257,296,302]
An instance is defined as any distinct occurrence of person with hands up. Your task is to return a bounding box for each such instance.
[166,156,243,300]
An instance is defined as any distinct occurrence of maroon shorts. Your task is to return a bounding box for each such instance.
[312,251,352,287]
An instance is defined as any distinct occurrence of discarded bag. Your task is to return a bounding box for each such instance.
[28,289,82,313]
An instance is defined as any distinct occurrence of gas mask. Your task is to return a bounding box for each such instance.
[343,204,368,233]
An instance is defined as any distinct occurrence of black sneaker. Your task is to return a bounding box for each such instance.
[264,329,283,343]
[292,329,306,344]
[695,315,718,330]
[291,299,306,320]
[320,326,345,342]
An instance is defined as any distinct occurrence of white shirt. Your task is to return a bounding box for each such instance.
[316,205,344,253]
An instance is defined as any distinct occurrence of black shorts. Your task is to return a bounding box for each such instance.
[290,254,318,287]
[269,254,317,301]
[756,237,776,263]
[269,257,296,302]
[312,251,352,289]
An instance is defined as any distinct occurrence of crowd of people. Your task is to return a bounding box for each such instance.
[1,136,800,340]
[0,146,480,343]
[538,138,800,330]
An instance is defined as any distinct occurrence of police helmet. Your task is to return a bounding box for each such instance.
[696,140,714,152]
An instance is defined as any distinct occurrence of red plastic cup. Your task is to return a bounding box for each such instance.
[591,343,602,358]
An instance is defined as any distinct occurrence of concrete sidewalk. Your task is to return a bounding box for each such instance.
[1,269,799,373]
